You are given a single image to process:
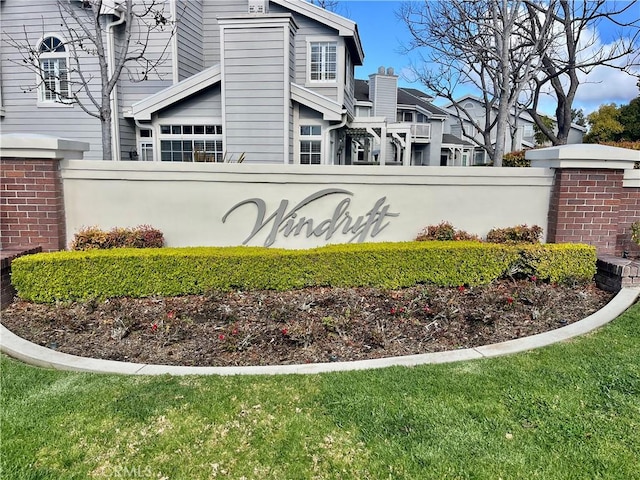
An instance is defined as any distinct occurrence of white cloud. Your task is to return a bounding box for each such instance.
[538,24,639,114]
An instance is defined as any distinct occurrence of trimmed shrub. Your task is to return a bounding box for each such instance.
[486,225,543,244]
[11,241,596,303]
[71,225,164,250]
[502,150,531,167]
[415,222,480,242]
[518,244,597,285]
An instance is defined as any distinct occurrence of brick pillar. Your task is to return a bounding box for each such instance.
[618,172,640,257]
[528,144,640,256]
[1,158,66,252]
[546,168,624,255]
[1,135,90,253]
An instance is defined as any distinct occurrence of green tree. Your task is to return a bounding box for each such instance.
[584,104,624,143]
[618,97,640,141]
[571,108,586,127]
[533,115,555,146]
[533,115,555,147]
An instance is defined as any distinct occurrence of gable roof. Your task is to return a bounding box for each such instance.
[272,0,364,64]
[443,94,587,132]
[442,133,474,146]
[128,65,221,121]
[354,79,448,116]
[291,83,344,120]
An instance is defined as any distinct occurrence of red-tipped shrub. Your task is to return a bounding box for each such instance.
[486,225,543,244]
[71,225,164,250]
[415,222,480,242]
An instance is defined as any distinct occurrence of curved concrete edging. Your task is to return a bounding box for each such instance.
[1,287,639,376]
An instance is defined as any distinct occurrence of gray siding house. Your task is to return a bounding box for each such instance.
[1,0,368,163]
[443,95,586,165]
[350,72,472,166]
[0,0,523,167]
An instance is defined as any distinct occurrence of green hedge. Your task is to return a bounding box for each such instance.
[517,244,598,284]
[10,242,596,303]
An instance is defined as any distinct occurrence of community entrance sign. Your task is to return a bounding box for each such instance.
[222,188,400,247]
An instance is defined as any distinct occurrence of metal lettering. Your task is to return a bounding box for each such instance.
[222,188,399,247]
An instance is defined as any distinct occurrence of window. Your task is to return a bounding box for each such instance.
[137,129,153,161]
[159,124,223,162]
[300,125,321,164]
[38,36,70,103]
[310,42,337,82]
[398,110,414,123]
[523,124,534,137]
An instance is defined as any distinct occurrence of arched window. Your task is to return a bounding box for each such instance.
[38,36,70,103]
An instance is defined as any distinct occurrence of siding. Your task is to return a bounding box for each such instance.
[176,0,204,80]
[117,0,175,110]
[156,85,222,119]
[270,3,340,103]
[202,1,245,67]
[288,27,296,164]
[371,75,397,121]
[0,0,178,159]
[427,120,444,166]
[222,24,287,163]
[0,0,104,159]
[343,51,355,115]
[119,118,137,160]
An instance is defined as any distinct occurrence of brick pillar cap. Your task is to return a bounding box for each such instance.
[526,144,640,170]
[0,134,90,160]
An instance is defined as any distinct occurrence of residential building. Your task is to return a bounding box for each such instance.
[443,95,586,165]
[0,1,546,167]
[1,0,365,163]
[348,71,471,166]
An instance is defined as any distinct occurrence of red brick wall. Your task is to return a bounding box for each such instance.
[547,168,639,256]
[618,186,640,257]
[0,158,66,252]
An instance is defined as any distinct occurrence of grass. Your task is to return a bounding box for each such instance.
[1,302,638,479]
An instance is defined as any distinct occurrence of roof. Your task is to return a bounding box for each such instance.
[401,88,434,101]
[354,79,448,116]
[129,67,344,123]
[291,83,344,120]
[442,133,474,146]
[129,65,222,121]
[444,94,587,132]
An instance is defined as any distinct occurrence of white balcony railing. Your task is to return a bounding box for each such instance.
[410,124,431,139]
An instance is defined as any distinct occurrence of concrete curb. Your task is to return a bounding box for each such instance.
[2,287,638,376]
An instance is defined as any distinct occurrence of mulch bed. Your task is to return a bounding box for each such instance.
[1,280,614,367]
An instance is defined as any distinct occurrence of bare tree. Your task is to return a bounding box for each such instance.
[523,0,640,145]
[6,0,176,159]
[400,0,556,166]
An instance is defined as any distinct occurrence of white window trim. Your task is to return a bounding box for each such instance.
[297,123,323,165]
[154,117,224,162]
[36,34,72,108]
[306,36,342,86]
[135,127,154,161]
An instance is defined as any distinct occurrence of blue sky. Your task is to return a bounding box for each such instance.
[336,1,640,114]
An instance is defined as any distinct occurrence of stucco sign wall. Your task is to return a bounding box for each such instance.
[60,162,554,249]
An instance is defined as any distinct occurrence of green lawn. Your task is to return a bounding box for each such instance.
[2,302,639,480]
